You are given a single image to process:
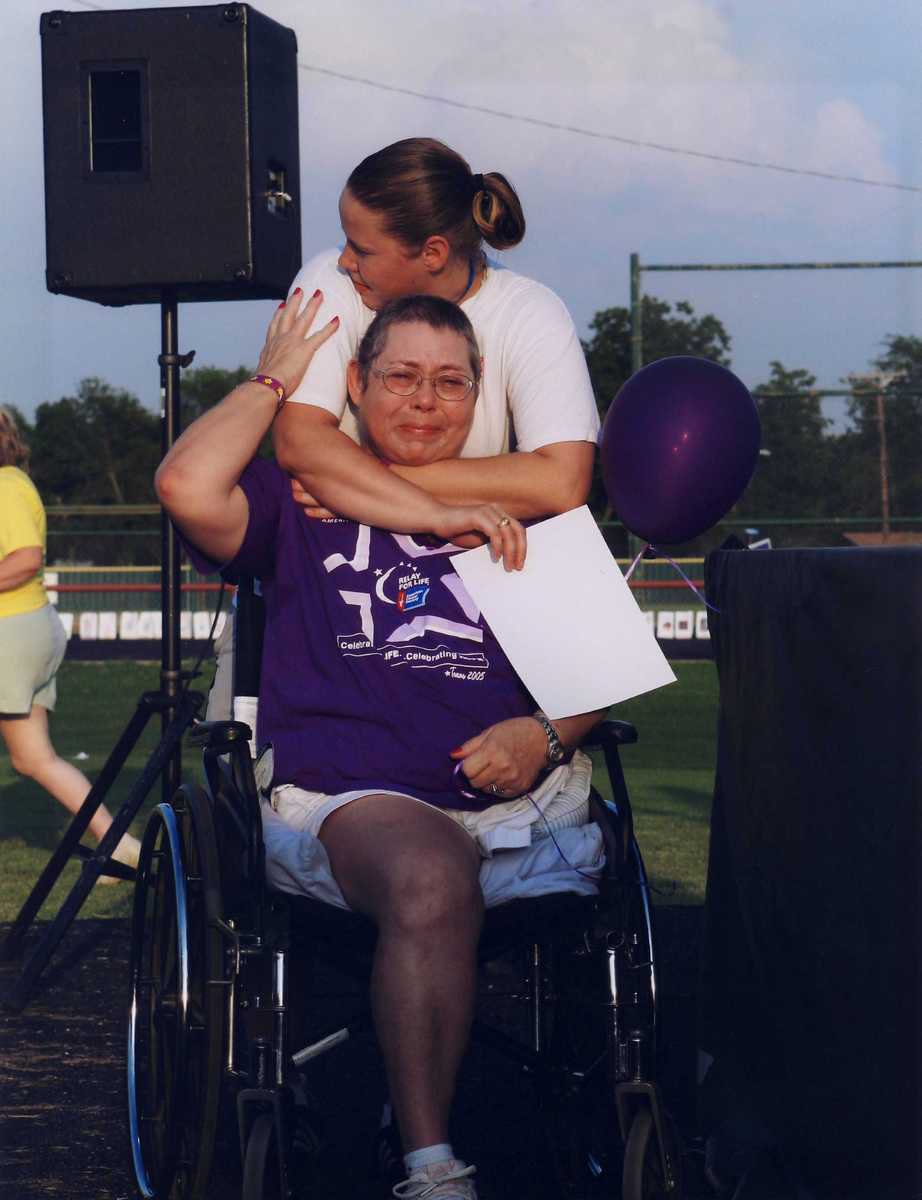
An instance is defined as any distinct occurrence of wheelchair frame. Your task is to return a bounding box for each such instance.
[126,716,683,1200]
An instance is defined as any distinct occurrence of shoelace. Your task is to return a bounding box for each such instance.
[392,1160,477,1198]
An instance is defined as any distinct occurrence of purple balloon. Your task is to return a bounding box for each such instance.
[600,356,760,545]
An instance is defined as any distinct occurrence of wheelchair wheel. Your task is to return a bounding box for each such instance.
[542,1082,619,1199]
[242,1113,283,1200]
[128,788,226,1199]
[622,1107,683,1200]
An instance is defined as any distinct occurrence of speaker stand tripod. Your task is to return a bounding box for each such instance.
[2,294,205,1012]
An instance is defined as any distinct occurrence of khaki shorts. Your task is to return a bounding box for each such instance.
[0,604,67,715]
[205,612,235,723]
[268,750,594,859]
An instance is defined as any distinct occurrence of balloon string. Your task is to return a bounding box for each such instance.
[622,545,646,582]
[649,545,722,613]
[622,542,721,612]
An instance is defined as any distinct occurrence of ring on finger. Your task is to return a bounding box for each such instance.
[489,782,502,795]
[497,516,511,528]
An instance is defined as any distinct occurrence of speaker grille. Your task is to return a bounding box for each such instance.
[41,4,301,305]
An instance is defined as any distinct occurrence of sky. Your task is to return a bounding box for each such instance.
[4,0,922,430]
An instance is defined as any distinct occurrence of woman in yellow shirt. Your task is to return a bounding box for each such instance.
[0,408,139,873]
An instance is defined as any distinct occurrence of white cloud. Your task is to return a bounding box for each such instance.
[276,0,899,236]
[1,0,919,416]
[810,97,888,175]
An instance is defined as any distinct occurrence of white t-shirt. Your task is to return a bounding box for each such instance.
[285,250,599,456]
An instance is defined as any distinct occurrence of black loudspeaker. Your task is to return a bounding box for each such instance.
[40,4,301,306]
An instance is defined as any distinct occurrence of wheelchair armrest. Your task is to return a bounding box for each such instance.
[190,719,253,750]
[588,790,629,879]
[581,719,638,749]
[582,720,637,881]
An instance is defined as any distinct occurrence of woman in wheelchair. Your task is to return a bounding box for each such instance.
[156,292,608,1200]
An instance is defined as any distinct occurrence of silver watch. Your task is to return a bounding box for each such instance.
[532,711,565,766]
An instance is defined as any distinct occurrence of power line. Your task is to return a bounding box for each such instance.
[297,62,921,196]
[63,1,922,196]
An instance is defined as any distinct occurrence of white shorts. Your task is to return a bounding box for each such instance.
[268,749,594,859]
[0,604,67,715]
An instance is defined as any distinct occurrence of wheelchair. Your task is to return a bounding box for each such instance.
[126,705,684,1200]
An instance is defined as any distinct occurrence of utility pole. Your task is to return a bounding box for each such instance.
[850,371,895,542]
[875,387,891,541]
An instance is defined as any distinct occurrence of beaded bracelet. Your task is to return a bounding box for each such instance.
[249,374,287,412]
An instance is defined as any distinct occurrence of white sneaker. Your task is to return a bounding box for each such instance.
[94,832,141,884]
[392,1158,477,1199]
[111,832,142,869]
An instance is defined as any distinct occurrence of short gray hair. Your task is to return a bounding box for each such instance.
[355,295,481,389]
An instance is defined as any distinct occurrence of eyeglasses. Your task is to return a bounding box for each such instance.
[370,365,475,403]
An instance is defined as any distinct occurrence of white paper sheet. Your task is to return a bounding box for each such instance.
[450,506,676,720]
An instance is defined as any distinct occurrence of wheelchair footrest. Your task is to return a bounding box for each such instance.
[291,1026,350,1067]
[291,1011,371,1067]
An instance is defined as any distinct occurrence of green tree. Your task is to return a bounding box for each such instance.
[582,296,732,417]
[738,362,833,522]
[30,379,160,505]
[839,336,922,519]
[180,364,253,425]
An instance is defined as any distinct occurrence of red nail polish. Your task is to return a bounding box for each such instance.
[277,300,286,309]
[293,287,302,295]
[330,315,340,325]
[312,288,321,299]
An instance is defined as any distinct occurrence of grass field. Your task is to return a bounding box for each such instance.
[0,660,718,921]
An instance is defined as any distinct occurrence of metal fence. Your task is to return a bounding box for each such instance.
[44,557,712,659]
[44,559,703,612]
[45,564,221,615]
[44,507,920,658]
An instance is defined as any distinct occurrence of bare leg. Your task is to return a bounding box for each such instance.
[319,794,483,1152]
[0,704,114,842]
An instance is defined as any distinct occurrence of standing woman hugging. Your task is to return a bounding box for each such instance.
[0,409,140,875]
[273,137,599,528]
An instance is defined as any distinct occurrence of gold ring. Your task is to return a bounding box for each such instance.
[497,516,511,528]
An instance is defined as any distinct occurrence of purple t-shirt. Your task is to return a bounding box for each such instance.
[199,459,535,810]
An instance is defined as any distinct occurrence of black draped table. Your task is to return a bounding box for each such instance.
[699,547,922,1196]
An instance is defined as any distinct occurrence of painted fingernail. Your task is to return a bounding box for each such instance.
[312,288,321,299]
[277,300,286,309]
[293,287,302,295]
[330,315,340,326]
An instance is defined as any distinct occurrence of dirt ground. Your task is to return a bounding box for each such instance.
[0,912,702,1199]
